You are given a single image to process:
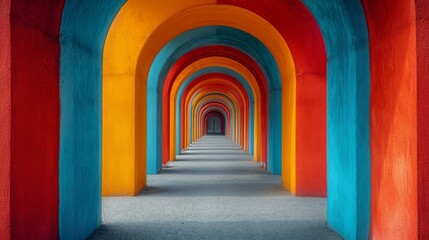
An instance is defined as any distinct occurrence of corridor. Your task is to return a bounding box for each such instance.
[89,136,341,240]
[3,1,428,239]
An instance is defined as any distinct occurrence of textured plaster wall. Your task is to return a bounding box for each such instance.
[0,0,11,238]
[302,0,371,239]
[102,0,215,194]
[296,74,326,197]
[10,0,63,238]
[416,0,429,238]
[362,0,418,238]
[59,1,125,239]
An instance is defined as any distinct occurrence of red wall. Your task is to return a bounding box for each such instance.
[10,0,63,238]
[296,75,326,197]
[362,0,418,238]
[0,0,11,239]
[416,0,429,238]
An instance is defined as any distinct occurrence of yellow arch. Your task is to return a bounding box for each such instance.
[103,2,296,195]
[200,106,231,138]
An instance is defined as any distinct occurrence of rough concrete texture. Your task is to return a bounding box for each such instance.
[416,0,429,238]
[59,1,126,238]
[89,136,342,240]
[362,0,418,238]
[0,0,11,238]
[10,1,64,238]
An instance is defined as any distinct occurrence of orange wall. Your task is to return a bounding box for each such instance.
[362,0,418,238]
[296,74,326,197]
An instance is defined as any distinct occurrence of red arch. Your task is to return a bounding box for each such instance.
[204,110,226,135]
[162,45,268,164]
[199,102,231,138]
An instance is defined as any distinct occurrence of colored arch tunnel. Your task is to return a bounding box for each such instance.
[1,0,428,239]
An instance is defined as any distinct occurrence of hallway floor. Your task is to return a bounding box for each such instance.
[89,136,342,240]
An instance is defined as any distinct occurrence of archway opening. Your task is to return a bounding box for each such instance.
[205,111,225,135]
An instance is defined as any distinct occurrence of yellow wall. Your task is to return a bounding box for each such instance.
[102,0,216,196]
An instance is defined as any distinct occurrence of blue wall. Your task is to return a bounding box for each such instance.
[59,1,125,239]
[301,0,371,239]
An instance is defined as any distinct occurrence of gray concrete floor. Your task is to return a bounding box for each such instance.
[89,135,342,240]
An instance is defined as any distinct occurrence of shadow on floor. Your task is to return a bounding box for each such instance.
[89,220,342,240]
[89,136,342,240]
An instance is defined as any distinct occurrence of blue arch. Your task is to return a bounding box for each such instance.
[146,26,281,175]
[201,107,229,137]
[301,0,371,239]
[59,1,126,239]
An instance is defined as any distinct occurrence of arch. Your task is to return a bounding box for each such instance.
[301,1,370,238]
[189,91,240,144]
[162,45,264,164]
[148,27,275,173]
[187,85,245,145]
[178,72,252,150]
[198,0,328,196]
[183,76,249,146]
[5,0,429,239]
[201,105,230,138]
[199,109,226,135]
[176,71,251,152]
[197,101,233,140]
[193,96,235,138]
[61,1,368,239]
[198,101,234,139]
[172,66,256,157]
[131,4,290,179]
[171,57,262,160]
